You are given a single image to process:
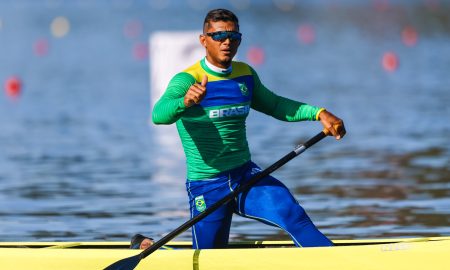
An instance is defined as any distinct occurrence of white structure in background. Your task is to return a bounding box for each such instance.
[149,31,204,183]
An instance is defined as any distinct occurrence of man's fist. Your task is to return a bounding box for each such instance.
[184,74,208,108]
[318,110,346,140]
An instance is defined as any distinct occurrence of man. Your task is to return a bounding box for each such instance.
[152,8,346,249]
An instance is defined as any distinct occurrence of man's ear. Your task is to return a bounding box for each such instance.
[199,34,207,48]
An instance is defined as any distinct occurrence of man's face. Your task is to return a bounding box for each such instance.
[200,20,240,69]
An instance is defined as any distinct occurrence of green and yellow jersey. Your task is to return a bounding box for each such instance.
[152,58,323,180]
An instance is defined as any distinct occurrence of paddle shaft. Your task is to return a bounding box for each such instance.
[139,131,327,260]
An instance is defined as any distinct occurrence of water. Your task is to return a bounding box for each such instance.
[0,1,449,242]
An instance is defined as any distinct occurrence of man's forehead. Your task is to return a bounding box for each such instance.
[206,20,238,31]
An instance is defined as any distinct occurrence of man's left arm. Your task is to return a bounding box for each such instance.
[250,67,346,139]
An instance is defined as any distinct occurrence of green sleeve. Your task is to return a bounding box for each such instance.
[152,72,196,125]
[250,67,322,121]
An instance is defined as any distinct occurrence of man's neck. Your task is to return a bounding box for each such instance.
[204,57,232,74]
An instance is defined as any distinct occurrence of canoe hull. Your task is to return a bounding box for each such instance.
[1,237,449,270]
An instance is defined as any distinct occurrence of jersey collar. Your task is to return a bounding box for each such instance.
[201,57,232,77]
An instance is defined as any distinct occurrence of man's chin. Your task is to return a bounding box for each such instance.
[219,56,233,65]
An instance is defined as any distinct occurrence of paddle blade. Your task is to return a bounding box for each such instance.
[104,254,141,270]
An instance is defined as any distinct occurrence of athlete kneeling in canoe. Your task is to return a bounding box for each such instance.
[151,8,346,249]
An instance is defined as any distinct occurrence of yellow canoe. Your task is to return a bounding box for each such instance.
[1,237,449,270]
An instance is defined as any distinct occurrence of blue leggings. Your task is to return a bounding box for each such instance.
[186,161,333,249]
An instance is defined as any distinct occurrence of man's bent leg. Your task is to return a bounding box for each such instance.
[235,163,333,247]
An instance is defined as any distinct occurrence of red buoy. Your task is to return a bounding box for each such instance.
[402,26,418,47]
[246,46,265,66]
[133,42,148,60]
[374,0,390,12]
[124,20,143,39]
[425,0,440,11]
[33,38,50,56]
[297,24,315,45]
[382,52,399,72]
[4,76,22,98]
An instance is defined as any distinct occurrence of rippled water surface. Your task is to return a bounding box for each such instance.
[0,1,449,242]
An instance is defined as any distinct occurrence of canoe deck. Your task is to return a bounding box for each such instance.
[1,236,447,249]
[1,237,449,270]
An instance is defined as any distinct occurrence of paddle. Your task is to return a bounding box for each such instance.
[104,130,328,270]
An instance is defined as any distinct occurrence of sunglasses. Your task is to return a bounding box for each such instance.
[205,31,242,42]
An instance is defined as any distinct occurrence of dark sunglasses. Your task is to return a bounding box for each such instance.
[205,31,242,42]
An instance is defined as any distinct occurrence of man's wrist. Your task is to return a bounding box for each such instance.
[316,108,326,120]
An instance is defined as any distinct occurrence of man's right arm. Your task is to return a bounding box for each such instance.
[152,72,196,125]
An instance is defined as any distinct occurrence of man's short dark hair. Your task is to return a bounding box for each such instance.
[203,9,239,32]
